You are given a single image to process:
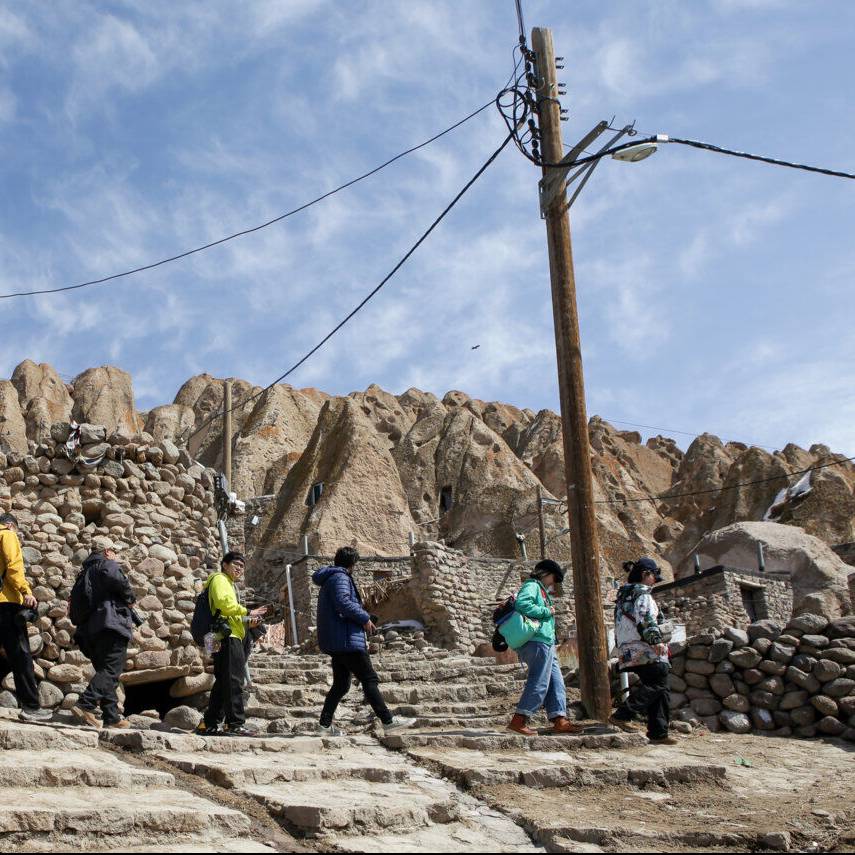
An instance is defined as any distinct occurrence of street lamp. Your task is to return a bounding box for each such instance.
[612,141,658,162]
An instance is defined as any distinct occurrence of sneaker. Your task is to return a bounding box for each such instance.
[19,707,52,723]
[71,706,102,730]
[195,721,221,736]
[226,725,258,738]
[103,718,131,729]
[383,716,417,735]
[608,714,643,733]
[317,723,344,736]
[648,735,679,746]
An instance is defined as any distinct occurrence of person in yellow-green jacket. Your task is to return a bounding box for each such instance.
[0,513,51,722]
[196,551,268,737]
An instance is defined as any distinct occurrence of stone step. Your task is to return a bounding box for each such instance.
[249,681,523,706]
[240,778,461,837]
[379,729,648,753]
[0,719,100,751]
[0,787,251,841]
[157,749,411,787]
[102,728,369,754]
[0,750,174,789]
[16,837,278,853]
[325,820,542,853]
[401,743,727,790]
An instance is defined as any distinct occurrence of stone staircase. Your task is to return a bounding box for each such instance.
[104,728,541,852]
[244,646,534,733]
[0,713,273,852]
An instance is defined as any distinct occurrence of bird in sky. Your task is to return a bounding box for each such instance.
[471,344,480,350]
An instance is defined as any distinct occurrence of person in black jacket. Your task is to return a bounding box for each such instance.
[71,544,139,729]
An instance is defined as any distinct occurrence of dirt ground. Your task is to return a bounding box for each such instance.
[479,731,855,852]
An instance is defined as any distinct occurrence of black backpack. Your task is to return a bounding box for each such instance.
[190,585,215,645]
[491,595,516,652]
[69,566,95,627]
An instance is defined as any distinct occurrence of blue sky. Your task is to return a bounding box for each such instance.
[1,1,853,454]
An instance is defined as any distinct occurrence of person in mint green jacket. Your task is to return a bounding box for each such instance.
[508,559,582,736]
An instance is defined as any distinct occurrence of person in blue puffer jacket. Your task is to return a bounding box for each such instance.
[312,546,416,736]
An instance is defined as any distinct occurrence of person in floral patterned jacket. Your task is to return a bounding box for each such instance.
[608,557,677,745]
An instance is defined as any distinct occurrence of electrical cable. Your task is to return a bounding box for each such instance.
[187,128,518,443]
[514,0,526,43]
[596,453,855,506]
[0,99,500,301]
[599,417,780,451]
[498,95,855,180]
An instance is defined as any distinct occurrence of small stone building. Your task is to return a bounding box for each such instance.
[655,565,793,634]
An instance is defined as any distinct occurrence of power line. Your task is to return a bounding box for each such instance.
[188,128,518,443]
[596,453,855,506]
[0,99,499,301]
[598,417,780,451]
[665,136,855,181]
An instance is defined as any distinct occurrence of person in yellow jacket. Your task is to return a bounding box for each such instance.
[196,551,267,737]
[0,513,51,722]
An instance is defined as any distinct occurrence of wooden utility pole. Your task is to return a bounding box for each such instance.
[537,486,547,560]
[532,27,611,722]
[223,380,233,488]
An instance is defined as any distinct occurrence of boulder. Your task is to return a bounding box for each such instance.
[231,384,324,497]
[724,627,749,646]
[71,366,140,438]
[719,710,752,734]
[163,705,202,730]
[0,380,28,453]
[11,360,73,443]
[257,397,418,562]
[144,404,195,445]
[682,521,852,618]
[787,613,829,634]
[169,672,215,698]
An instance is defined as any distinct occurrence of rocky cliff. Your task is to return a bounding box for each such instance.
[1,360,853,587]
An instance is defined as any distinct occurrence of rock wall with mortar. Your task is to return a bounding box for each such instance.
[669,614,855,743]
[655,567,793,634]
[0,423,223,713]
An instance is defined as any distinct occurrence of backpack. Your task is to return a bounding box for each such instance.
[491,596,516,651]
[190,585,215,645]
[69,566,95,627]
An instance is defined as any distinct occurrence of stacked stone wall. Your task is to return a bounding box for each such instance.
[656,567,792,634]
[670,614,855,742]
[410,542,579,652]
[0,423,223,712]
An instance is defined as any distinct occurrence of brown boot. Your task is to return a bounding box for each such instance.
[648,735,679,745]
[71,706,102,730]
[507,714,536,736]
[550,716,584,735]
[608,713,643,733]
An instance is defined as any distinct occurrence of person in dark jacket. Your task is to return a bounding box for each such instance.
[313,546,416,736]
[71,544,139,729]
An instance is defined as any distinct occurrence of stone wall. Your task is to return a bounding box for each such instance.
[655,566,793,634]
[669,614,855,742]
[410,542,580,652]
[0,423,223,713]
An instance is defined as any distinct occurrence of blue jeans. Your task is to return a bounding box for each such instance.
[515,640,566,719]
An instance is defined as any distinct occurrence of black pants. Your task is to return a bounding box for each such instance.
[79,630,128,724]
[320,650,392,727]
[0,603,40,710]
[615,661,671,739]
[205,637,246,728]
